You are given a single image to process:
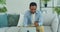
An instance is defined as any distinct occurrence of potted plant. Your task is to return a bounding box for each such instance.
[0,0,6,4]
[0,0,7,13]
[0,0,7,16]
[0,6,7,13]
[42,0,50,7]
[54,7,60,15]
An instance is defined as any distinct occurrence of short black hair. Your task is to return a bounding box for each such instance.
[30,2,37,7]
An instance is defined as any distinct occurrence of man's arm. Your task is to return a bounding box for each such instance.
[23,14,28,26]
[34,16,43,26]
[38,12,43,26]
[34,11,43,26]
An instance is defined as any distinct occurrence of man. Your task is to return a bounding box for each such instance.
[24,2,44,32]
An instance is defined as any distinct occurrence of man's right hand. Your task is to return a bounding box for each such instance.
[34,21,39,27]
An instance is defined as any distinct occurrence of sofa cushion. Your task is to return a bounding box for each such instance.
[7,14,20,27]
[44,26,52,32]
[0,13,8,28]
[42,12,56,26]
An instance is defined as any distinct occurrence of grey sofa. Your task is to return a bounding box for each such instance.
[42,12,59,32]
[0,12,59,32]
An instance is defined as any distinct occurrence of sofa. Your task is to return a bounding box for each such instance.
[0,12,59,32]
[58,15,60,32]
[42,12,59,32]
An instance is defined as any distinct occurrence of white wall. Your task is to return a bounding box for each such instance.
[6,0,59,14]
[57,0,60,6]
[6,0,40,14]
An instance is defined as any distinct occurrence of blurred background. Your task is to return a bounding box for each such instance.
[0,0,60,32]
[0,0,60,27]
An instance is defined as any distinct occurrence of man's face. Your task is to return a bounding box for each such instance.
[30,6,37,13]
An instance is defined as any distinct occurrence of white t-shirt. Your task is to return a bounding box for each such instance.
[31,13,35,26]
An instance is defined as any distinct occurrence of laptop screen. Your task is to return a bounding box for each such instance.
[20,27,36,32]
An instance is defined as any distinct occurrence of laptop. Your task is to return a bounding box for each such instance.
[20,27,36,32]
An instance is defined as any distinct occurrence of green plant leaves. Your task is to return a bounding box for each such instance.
[42,0,50,3]
[0,0,6,4]
[0,7,7,12]
[0,0,7,12]
[54,7,60,15]
[42,0,50,1]
[42,0,50,2]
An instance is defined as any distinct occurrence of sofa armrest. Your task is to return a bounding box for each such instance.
[51,14,59,32]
